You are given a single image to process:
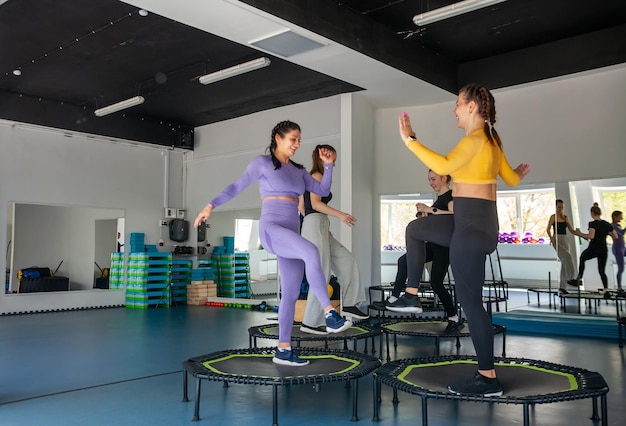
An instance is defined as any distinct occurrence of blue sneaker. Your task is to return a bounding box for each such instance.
[325,309,352,333]
[272,348,310,366]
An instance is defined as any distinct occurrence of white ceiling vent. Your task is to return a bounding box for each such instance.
[250,29,325,57]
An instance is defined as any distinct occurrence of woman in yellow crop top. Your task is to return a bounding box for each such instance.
[397,83,530,396]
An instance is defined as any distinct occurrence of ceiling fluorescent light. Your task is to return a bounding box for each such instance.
[199,57,271,85]
[94,96,145,117]
[413,0,508,26]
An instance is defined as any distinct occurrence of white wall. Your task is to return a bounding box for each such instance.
[0,121,185,314]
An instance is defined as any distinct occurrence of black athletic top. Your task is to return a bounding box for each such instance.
[431,190,453,212]
[587,219,614,251]
[303,191,332,216]
[554,219,568,235]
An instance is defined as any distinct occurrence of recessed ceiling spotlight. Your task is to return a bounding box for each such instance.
[13,69,21,76]
[138,9,148,17]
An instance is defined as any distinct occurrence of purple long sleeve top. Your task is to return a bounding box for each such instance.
[209,155,334,209]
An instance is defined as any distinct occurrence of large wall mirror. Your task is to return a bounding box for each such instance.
[6,202,124,294]
[380,177,626,288]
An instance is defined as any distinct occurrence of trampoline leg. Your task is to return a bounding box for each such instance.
[351,379,359,421]
[502,330,507,357]
[421,397,428,426]
[591,396,599,421]
[435,337,440,356]
[372,377,381,421]
[192,378,202,421]
[386,334,391,362]
[182,370,189,402]
[392,388,399,404]
[523,403,529,426]
[223,381,229,388]
[601,394,608,426]
[272,384,279,426]
[344,338,348,350]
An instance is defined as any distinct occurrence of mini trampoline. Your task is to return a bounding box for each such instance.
[372,355,609,426]
[182,347,381,425]
[248,323,381,354]
[380,318,506,361]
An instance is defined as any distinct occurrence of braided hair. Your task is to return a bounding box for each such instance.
[266,120,304,170]
[460,83,502,147]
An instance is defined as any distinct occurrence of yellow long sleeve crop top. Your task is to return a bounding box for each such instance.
[406,129,520,186]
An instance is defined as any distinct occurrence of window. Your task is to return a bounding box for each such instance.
[234,218,257,252]
[599,189,626,219]
[380,196,432,249]
[496,188,555,242]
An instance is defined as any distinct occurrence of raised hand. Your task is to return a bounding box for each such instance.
[514,163,531,180]
[399,112,416,143]
[319,147,336,164]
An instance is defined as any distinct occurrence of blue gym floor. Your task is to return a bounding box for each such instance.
[0,289,624,426]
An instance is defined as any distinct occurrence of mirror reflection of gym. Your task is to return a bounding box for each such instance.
[6,202,124,294]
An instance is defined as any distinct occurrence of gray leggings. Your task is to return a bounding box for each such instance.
[405,197,498,370]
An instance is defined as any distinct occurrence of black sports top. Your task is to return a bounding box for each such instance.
[303,191,332,216]
[431,190,452,212]
[554,220,567,235]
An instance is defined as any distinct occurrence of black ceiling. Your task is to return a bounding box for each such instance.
[1,0,625,149]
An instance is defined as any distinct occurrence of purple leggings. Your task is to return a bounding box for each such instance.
[259,200,331,343]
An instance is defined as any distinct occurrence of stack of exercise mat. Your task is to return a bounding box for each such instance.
[210,237,251,299]
[187,267,217,305]
[108,252,124,290]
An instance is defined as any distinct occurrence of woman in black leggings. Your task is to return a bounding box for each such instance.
[397,83,530,396]
[569,203,617,289]
[385,171,462,333]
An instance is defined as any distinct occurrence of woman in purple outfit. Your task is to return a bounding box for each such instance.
[611,210,625,293]
[194,121,351,367]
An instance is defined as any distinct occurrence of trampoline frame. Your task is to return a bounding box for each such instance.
[248,323,381,354]
[372,355,609,426]
[379,318,507,361]
[182,347,381,425]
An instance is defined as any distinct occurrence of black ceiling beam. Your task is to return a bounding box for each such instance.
[0,90,193,149]
[239,0,459,93]
[459,24,626,89]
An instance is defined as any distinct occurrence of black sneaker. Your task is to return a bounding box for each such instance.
[559,288,569,295]
[386,293,423,313]
[299,324,328,335]
[341,306,370,320]
[443,319,465,334]
[272,348,310,366]
[371,300,387,310]
[448,371,503,396]
[567,278,583,287]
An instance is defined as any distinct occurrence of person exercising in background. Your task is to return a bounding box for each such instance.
[298,144,368,335]
[569,203,618,291]
[385,170,462,333]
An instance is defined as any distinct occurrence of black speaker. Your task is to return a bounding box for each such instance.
[197,222,206,242]
[175,127,194,150]
[169,219,189,242]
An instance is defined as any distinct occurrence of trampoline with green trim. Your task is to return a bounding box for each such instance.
[372,355,609,426]
[182,347,380,425]
[380,318,506,361]
[248,322,381,353]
